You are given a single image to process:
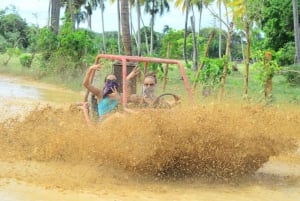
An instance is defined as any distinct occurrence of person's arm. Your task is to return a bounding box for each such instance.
[126,66,140,100]
[83,64,103,100]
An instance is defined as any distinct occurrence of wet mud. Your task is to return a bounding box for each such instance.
[1,75,300,200]
[1,104,299,182]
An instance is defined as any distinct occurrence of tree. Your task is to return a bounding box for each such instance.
[98,0,107,53]
[121,0,132,55]
[62,0,86,29]
[0,12,29,48]
[261,0,295,52]
[144,0,170,55]
[228,0,264,99]
[49,0,61,34]
[292,0,300,64]
[135,0,142,56]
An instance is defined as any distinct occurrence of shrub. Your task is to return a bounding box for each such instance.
[276,42,295,66]
[19,53,32,67]
[282,64,300,86]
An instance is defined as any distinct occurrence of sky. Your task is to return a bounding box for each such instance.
[0,0,220,33]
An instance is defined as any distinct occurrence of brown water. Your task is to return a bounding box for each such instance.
[0,75,300,201]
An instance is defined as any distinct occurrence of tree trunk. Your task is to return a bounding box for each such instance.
[190,15,198,71]
[150,14,154,56]
[121,0,132,56]
[149,0,155,56]
[67,0,75,30]
[193,31,215,91]
[264,52,273,100]
[136,0,142,56]
[87,14,92,30]
[141,17,150,55]
[100,5,106,53]
[198,6,203,36]
[240,32,245,61]
[292,0,300,63]
[183,0,190,64]
[243,22,250,98]
[218,2,222,58]
[117,0,121,54]
[162,42,170,92]
[218,22,233,101]
[50,0,60,34]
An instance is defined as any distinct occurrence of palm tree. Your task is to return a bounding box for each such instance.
[61,0,86,29]
[49,0,61,34]
[135,0,142,56]
[84,2,93,29]
[175,0,213,70]
[175,0,191,64]
[99,0,107,53]
[121,0,132,55]
[84,0,107,52]
[144,0,170,55]
[109,0,122,54]
[74,10,87,29]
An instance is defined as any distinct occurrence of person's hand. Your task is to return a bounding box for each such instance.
[110,86,121,100]
[90,64,101,71]
[126,66,140,81]
[174,95,180,102]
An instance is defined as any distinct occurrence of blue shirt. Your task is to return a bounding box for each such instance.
[98,97,118,116]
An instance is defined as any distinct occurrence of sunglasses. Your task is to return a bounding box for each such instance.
[106,79,117,83]
[144,83,155,87]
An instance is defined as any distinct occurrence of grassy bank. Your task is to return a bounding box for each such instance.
[0,54,86,92]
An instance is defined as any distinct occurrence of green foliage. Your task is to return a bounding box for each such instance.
[0,35,8,52]
[281,64,300,86]
[275,42,295,66]
[199,28,227,58]
[160,29,185,59]
[252,50,280,88]
[19,53,32,67]
[198,58,225,90]
[37,27,59,60]
[261,0,295,51]
[0,12,29,48]
[58,22,93,62]
[6,47,21,57]
[26,25,40,53]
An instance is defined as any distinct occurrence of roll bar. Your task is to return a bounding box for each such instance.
[88,54,193,104]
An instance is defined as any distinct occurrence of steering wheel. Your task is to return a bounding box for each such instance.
[152,93,180,109]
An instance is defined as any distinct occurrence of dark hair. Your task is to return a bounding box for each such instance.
[104,73,116,83]
[144,72,157,84]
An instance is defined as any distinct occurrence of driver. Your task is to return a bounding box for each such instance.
[126,67,180,107]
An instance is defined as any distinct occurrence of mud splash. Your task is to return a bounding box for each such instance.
[0,103,298,184]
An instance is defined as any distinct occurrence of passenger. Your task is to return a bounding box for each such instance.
[83,64,121,120]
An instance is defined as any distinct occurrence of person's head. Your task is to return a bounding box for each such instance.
[142,72,157,99]
[104,74,117,83]
[103,74,118,98]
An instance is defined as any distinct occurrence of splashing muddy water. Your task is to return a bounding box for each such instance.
[0,75,300,201]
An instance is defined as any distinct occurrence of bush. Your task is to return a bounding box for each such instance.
[282,64,300,86]
[19,53,32,67]
[276,42,295,66]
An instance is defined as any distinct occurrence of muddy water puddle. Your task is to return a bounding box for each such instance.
[0,75,81,103]
[1,74,300,200]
